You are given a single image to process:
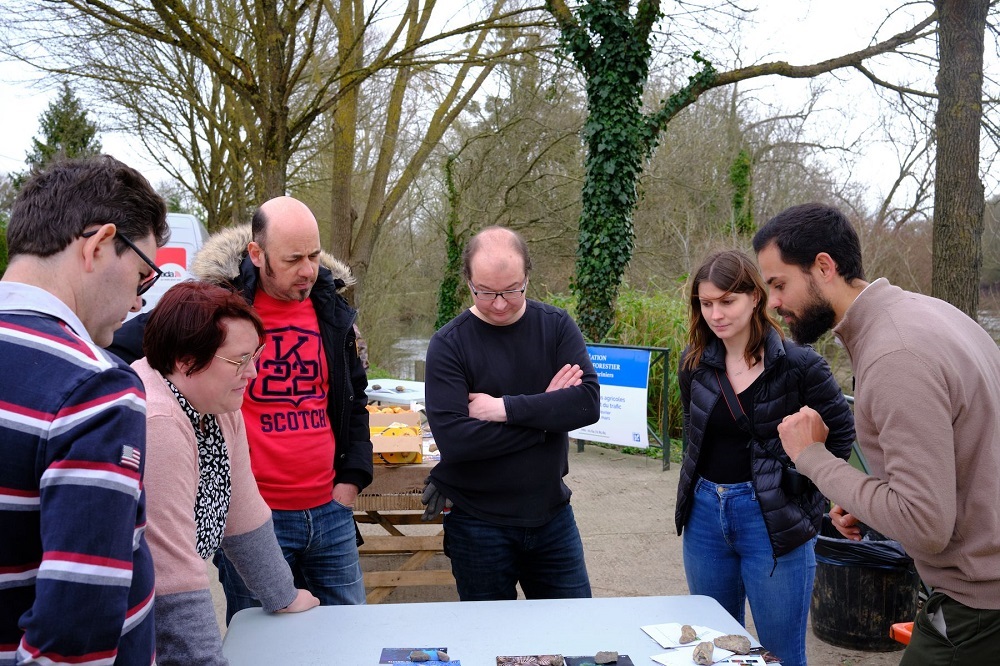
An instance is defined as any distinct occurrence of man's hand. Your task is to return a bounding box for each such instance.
[776,406,829,463]
[420,477,452,522]
[468,392,506,422]
[546,363,583,392]
[333,482,359,508]
[276,589,320,613]
[830,504,862,541]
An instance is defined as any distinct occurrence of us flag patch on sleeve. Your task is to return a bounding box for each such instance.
[119,445,141,471]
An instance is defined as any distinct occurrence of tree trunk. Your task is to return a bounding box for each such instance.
[931,0,987,318]
[329,0,364,305]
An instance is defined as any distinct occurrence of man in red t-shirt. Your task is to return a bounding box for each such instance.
[192,196,373,619]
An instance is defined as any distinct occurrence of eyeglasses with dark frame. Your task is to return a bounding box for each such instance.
[215,344,266,377]
[81,229,163,296]
[468,278,529,303]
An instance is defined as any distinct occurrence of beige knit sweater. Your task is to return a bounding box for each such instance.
[797,278,1000,610]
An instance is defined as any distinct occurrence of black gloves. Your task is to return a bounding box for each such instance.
[420,476,452,522]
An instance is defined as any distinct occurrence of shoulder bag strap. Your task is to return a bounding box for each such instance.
[715,369,753,435]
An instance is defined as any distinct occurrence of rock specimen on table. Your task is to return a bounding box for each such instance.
[436,651,451,662]
[408,650,430,662]
[713,634,751,654]
[692,641,714,665]
[594,650,618,663]
[679,624,698,644]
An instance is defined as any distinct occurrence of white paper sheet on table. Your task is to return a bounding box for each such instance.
[650,645,735,666]
[640,622,727,648]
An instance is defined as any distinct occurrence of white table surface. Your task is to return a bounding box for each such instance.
[366,378,425,406]
[222,595,757,664]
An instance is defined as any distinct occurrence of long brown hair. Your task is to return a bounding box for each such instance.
[682,249,781,371]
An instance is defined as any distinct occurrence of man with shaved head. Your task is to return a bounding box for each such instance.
[190,196,372,618]
[423,226,601,601]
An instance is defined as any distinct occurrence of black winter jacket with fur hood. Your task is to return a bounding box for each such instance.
[191,224,373,492]
[675,328,854,557]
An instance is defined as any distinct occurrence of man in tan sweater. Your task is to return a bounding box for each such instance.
[753,203,1000,665]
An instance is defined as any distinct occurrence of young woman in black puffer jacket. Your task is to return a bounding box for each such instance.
[676,250,854,666]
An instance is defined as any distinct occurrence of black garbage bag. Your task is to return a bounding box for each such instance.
[811,514,919,651]
[815,514,912,569]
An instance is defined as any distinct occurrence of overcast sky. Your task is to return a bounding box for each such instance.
[0,1,967,202]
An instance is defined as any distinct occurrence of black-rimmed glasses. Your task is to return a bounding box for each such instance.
[215,344,266,377]
[468,278,528,303]
[81,229,163,296]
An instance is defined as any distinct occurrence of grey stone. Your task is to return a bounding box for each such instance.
[714,634,751,655]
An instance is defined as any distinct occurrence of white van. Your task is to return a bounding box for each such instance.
[133,212,209,316]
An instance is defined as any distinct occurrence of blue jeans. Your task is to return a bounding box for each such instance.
[442,502,591,601]
[214,499,365,623]
[682,478,815,666]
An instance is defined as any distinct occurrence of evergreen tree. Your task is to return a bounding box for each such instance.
[0,173,14,276]
[14,83,101,187]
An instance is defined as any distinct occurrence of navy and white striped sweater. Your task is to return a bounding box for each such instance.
[0,283,156,666]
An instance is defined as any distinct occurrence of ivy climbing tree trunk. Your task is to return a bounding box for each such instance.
[546,0,936,341]
[729,149,754,236]
[436,155,467,330]
[931,0,988,318]
[546,0,666,341]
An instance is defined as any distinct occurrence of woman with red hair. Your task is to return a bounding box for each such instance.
[133,281,318,665]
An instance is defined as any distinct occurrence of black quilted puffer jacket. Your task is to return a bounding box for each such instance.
[675,328,855,557]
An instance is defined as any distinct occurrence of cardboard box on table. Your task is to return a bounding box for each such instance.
[369,410,423,464]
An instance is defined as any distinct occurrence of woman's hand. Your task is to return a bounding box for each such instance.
[276,589,320,613]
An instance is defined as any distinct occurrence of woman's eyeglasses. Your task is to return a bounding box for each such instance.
[215,344,266,376]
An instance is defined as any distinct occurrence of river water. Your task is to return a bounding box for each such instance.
[384,337,431,379]
[980,306,1000,343]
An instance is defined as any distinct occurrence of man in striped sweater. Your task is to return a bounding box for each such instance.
[0,156,169,666]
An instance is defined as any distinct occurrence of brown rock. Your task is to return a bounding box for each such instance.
[713,634,751,655]
[692,641,714,665]
[679,624,698,644]
[408,650,430,662]
[594,651,618,664]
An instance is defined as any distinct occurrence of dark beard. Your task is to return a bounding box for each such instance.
[785,299,836,344]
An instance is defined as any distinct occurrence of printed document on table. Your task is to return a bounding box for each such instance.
[650,645,735,666]
[640,622,726,648]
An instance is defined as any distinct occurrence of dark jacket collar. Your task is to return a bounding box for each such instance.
[701,326,786,372]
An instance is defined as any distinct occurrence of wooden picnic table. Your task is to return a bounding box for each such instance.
[354,459,455,603]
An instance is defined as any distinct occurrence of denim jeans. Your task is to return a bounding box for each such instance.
[900,591,1000,665]
[682,478,815,666]
[442,502,592,601]
[214,499,365,623]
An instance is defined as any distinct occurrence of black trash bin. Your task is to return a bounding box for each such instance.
[811,515,920,651]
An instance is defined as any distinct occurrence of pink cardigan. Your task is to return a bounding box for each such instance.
[134,359,295,665]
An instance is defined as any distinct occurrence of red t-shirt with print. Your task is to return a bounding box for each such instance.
[241,289,336,510]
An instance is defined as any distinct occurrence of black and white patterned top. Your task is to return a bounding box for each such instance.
[166,379,232,559]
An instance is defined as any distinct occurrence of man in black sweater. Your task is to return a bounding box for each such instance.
[423,226,601,601]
